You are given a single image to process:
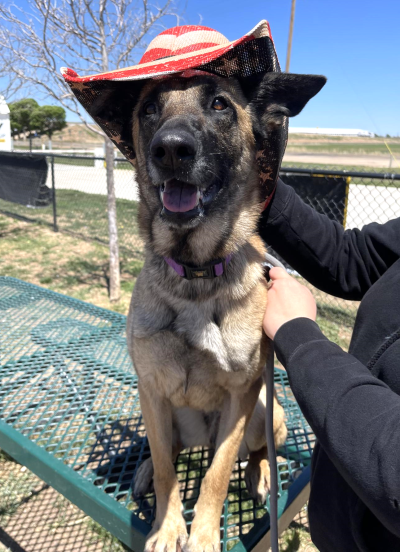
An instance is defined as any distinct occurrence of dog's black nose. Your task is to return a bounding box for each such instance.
[150,129,197,169]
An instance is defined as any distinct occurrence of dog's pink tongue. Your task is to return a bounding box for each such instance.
[163,180,198,213]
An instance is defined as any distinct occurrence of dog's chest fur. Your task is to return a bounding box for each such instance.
[127,249,268,412]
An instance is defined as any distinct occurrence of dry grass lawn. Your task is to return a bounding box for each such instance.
[0,215,142,315]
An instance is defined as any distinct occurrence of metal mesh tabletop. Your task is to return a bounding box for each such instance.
[0,277,315,551]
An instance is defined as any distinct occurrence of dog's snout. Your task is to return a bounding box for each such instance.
[150,129,197,169]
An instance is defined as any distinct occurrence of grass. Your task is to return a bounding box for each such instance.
[51,155,95,167]
[316,303,356,350]
[86,519,129,550]
[0,215,143,313]
[0,188,144,258]
[49,156,134,170]
[0,470,38,523]
[279,526,317,551]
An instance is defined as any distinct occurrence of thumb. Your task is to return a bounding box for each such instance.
[269,267,289,281]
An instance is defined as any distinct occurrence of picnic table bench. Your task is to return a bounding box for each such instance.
[0,276,314,551]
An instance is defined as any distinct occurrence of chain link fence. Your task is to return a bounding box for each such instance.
[1,151,400,350]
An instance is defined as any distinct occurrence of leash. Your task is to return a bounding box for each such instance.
[264,252,286,552]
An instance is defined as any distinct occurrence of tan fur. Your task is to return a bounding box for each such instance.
[127,75,287,552]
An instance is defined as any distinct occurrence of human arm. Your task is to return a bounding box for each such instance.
[263,270,400,537]
[259,178,400,300]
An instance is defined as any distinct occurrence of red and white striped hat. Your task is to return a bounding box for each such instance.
[62,21,275,85]
[61,20,285,203]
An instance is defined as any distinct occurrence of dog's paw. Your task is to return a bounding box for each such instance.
[134,457,154,497]
[245,457,270,505]
[185,526,220,552]
[145,515,188,552]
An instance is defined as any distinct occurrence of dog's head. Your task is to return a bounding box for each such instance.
[132,71,326,259]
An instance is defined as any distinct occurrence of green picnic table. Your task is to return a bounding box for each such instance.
[0,277,314,551]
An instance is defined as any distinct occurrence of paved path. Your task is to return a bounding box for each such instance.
[284,152,396,169]
[47,163,139,201]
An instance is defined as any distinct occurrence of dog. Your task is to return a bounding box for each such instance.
[126,70,325,552]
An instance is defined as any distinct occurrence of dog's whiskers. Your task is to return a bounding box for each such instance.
[205,168,223,182]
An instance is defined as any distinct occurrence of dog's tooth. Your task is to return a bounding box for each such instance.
[196,188,201,204]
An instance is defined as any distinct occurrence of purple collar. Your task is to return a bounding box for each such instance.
[164,254,232,280]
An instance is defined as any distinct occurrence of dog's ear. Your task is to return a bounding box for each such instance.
[241,72,326,133]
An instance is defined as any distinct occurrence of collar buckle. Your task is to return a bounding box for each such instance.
[183,264,214,280]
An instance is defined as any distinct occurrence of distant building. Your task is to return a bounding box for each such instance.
[0,96,12,151]
[289,127,375,137]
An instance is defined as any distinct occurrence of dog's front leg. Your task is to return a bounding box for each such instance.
[187,378,262,552]
[139,382,188,552]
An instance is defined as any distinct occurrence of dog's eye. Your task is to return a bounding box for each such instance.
[143,102,156,115]
[211,98,228,111]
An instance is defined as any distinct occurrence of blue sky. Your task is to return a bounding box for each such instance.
[4,0,399,135]
[179,0,400,136]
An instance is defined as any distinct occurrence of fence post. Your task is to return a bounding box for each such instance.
[51,156,58,232]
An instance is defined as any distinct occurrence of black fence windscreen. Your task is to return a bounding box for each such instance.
[280,172,349,225]
[0,152,52,208]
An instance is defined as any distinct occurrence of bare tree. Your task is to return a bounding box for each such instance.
[0,0,177,301]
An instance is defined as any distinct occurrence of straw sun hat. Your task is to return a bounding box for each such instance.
[61,20,287,204]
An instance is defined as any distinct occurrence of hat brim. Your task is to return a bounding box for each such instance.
[61,20,281,164]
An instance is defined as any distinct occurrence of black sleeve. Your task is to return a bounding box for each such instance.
[274,317,400,537]
[259,179,400,300]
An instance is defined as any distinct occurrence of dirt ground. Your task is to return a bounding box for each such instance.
[0,453,126,552]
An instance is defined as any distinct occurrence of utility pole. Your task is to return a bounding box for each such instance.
[285,0,297,72]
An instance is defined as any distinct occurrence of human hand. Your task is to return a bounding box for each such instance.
[263,267,317,340]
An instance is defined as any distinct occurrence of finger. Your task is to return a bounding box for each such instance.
[269,267,290,281]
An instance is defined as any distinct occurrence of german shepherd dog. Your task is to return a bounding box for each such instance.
[127,71,325,552]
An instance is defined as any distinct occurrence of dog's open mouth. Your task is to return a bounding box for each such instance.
[160,178,220,217]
